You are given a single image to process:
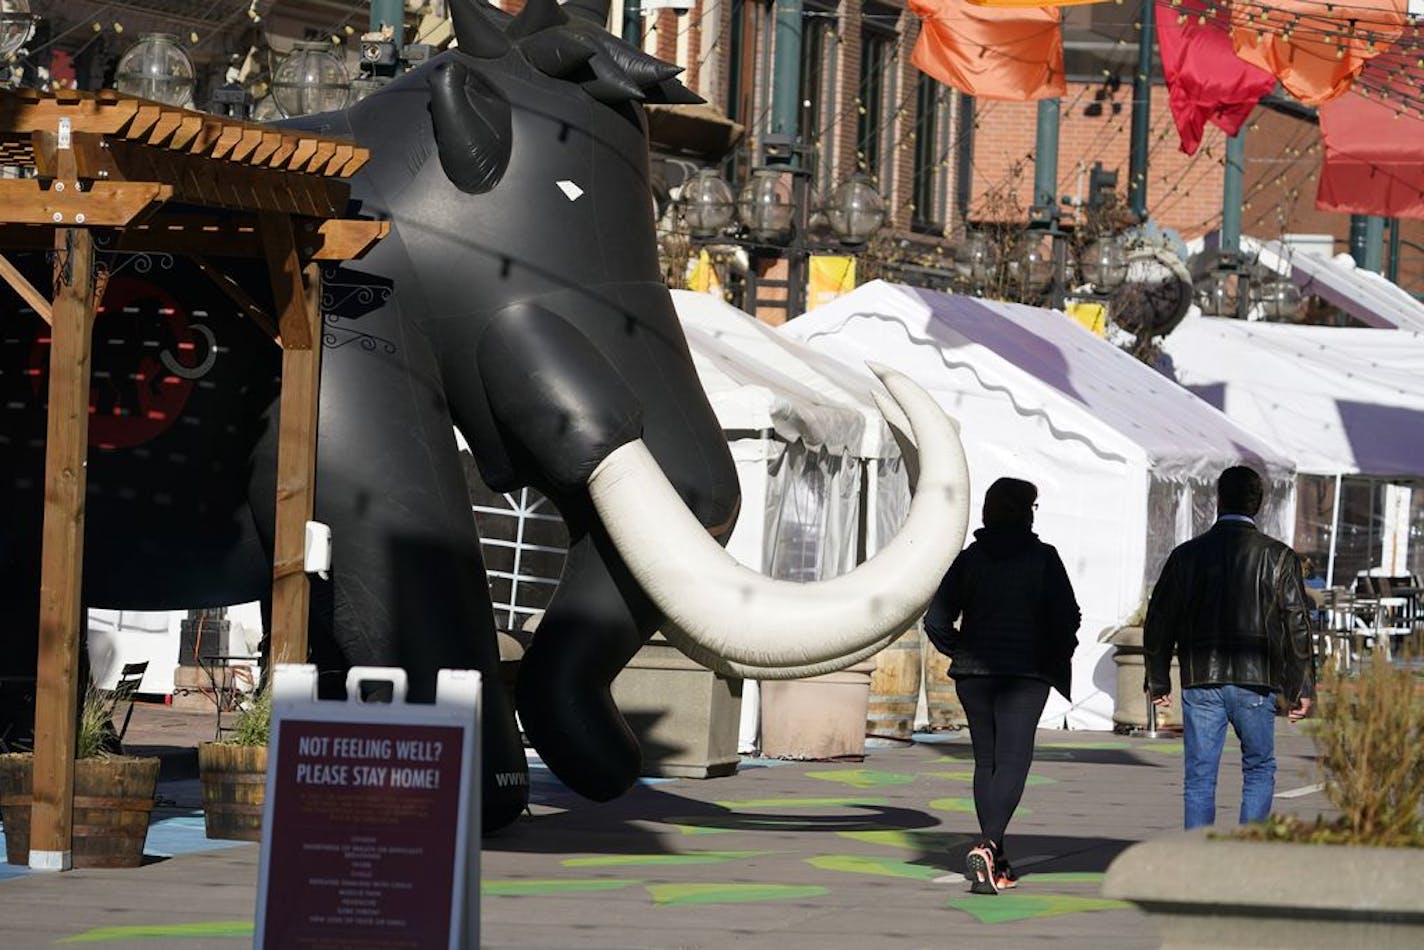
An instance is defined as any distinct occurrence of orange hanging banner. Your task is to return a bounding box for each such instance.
[909,0,1066,101]
[964,0,1101,5]
[1230,0,1405,106]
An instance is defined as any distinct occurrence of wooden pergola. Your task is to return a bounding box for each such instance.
[0,88,388,870]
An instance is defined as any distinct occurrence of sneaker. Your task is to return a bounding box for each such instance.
[994,859,1019,890]
[991,847,1019,889]
[965,844,1000,895]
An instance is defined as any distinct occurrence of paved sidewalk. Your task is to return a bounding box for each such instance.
[0,702,1331,948]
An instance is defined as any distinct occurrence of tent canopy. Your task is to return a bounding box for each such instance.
[674,290,897,459]
[1208,235,1424,334]
[784,281,1293,482]
[1162,314,1424,478]
[783,281,1296,730]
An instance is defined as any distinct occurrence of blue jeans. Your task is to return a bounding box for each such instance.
[1181,685,1277,829]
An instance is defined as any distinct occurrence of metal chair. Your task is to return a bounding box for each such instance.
[100,660,149,744]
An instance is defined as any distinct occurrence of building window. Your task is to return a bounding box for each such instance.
[858,4,897,185]
[800,0,839,190]
[912,72,946,232]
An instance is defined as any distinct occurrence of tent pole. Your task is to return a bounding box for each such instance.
[1325,473,1342,589]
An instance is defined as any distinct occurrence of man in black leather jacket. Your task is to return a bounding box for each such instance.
[1144,466,1313,829]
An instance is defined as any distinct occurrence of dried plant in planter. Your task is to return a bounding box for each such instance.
[223,684,271,747]
[1238,649,1424,847]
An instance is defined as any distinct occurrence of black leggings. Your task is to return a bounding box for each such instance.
[955,675,1050,849]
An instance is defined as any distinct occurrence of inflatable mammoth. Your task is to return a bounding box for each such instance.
[0,0,970,831]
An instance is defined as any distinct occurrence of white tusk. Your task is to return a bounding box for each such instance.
[589,365,970,670]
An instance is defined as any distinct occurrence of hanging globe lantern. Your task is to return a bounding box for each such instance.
[736,168,795,243]
[0,1,34,61]
[114,33,195,107]
[1079,235,1128,291]
[1251,277,1304,321]
[954,230,997,292]
[680,168,736,238]
[826,174,886,245]
[1195,271,1238,317]
[271,41,351,118]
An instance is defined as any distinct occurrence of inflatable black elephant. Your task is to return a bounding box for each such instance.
[0,0,969,831]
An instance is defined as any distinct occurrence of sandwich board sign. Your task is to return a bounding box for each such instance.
[254,664,480,949]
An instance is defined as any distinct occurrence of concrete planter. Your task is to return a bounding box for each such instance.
[1106,625,1181,732]
[610,633,743,779]
[759,659,875,761]
[1103,830,1424,949]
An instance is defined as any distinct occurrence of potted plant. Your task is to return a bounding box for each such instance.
[1103,650,1424,947]
[197,685,269,842]
[0,686,162,868]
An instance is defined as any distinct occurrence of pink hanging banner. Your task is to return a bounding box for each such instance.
[1317,53,1424,219]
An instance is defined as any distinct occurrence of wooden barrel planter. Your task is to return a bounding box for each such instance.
[866,626,922,742]
[0,753,160,868]
[198,742,267,842]
[922,640,966,730]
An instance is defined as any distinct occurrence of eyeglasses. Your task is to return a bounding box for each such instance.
[1032,503,1039,510]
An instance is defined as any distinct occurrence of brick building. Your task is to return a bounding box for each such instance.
[625,0,1423,311]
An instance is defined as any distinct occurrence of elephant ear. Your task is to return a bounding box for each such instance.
[429,59,512,195]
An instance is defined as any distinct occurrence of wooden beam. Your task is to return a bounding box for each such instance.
[0,251,52,323]
[261,214,321,666]
[0,180,171,227]
[30,227,97,871]
[191,255,280,342]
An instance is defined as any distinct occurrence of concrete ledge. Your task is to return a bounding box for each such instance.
[1104,829,1424,949]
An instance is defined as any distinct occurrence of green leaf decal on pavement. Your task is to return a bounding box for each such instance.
[837,829,976,851]
[563,851,771,868]
[646,883,829,906]
[1024,872,1107,883]
[946,892,1131,923]
[925,770,1054,786]
[482,879,641,896]
[930,796,1031,816]
[59,922,254,943]
[807,854,941,880]
[806,769,916,788]
[713,796,890,809]
[1040,741,1132,750]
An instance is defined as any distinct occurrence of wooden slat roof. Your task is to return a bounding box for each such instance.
[0,88,368,179]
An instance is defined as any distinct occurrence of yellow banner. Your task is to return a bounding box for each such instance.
[1065,300,1106,336]
[808,256,856,310]
[686,249,723,297]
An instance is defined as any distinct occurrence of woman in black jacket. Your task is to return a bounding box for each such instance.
[924,477,1081,894]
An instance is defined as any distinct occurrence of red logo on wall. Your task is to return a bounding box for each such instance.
[30,275,218,450]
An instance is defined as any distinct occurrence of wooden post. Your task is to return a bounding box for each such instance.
[261,214,322,665]
[30,228,96,871]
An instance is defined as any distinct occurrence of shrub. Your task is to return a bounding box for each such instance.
[1238,649,1424,847]
[1309,649,1424,844]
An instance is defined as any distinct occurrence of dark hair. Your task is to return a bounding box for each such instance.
[982,477,1037,531]
[1217,465,1264,517]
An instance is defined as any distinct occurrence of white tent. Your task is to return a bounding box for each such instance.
[1161,314,1424,584]
[783,281,1297,730]
[1252,237,1424,334]
[673,290,912,559]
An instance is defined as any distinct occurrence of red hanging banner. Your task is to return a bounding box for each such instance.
[1155,0,1275,155]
